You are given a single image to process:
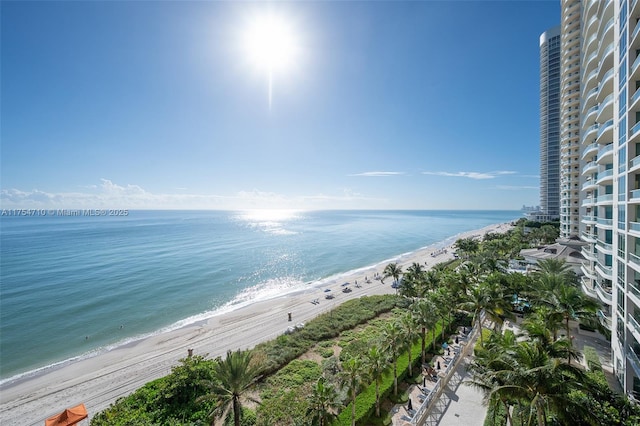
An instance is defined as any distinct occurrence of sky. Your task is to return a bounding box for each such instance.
[1,0,560,211]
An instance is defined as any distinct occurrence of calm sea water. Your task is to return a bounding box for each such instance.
[0,210,520,383]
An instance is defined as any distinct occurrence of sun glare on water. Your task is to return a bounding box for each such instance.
[242,12,301,109]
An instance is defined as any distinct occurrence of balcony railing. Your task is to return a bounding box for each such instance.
[581,279,598,299]
[633,19,640,44]
[597,168,613,182]
[582,161,598,174]
[596,218,613,226]
[595,280,613,304]
[597,194,613,203]
[631,252,640,268]
[632,54,640,78]
[598,310,613,330]
[596,239,613,251]
[631,222,640,233]
[631,189,640,200]
[629,281,640,302]
[597,119,614,139]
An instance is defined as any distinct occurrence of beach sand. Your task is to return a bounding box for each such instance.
[0,222,512,425]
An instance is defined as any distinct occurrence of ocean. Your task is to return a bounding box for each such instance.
[0,209,520,383]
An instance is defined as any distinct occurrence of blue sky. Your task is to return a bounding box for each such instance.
[1,0,560,210]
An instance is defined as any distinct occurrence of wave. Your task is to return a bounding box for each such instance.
[0,221,506,387]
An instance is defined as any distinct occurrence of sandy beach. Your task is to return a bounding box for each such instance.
[0,222,512,425]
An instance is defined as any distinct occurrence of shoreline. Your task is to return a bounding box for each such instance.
[0,221,513,425]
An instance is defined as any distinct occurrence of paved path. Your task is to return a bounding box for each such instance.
[434,356,487,426]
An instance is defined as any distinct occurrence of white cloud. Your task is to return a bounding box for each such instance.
[495,185,539,190]
[422,170,517,180]
[349,171,405,177]
[0,180,384,210]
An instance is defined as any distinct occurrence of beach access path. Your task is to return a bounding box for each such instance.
[0,223,512,426]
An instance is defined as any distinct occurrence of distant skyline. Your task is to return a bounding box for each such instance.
[1,1,560,210]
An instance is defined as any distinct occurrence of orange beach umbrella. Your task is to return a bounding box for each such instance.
[45,403,88,426]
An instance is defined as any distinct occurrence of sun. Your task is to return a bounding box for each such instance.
[242,13,301,108]
[244,14,298,73]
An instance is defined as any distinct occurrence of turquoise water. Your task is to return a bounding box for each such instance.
[0,209,520,382]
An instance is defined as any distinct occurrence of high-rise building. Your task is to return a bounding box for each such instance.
[559,0,640,398]
[540,26,562,222]
[559,4,581,238]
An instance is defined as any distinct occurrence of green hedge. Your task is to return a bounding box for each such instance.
[254,295,401,376]
[333,320,448,425]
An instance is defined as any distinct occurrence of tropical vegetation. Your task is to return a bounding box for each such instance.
[90,218,640,426]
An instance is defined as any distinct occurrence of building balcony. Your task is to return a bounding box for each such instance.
[629,317,640,348]
[581,278,598,299]
[631,253,640,270]
[595,260,614,281]
[581,262,597,279]
[582,85,599,108]
[631,54,640,82]
[596,91,614,122]
[633,21,640,55]
[598,309,613,330]
[597,119,614,142]
[630,155,640,173]
[581,232,597,244]
[630,222,640,236]
[582,196,596,207]
[631,189,640,202]
[629,281,640,309]
[626,344,640,380]
[632,88,640,113]
[582,161,599,174]
[596,194,614,204]
[596,238,613,254]
[581,246,597,261]
[596,168,614,184]
[581,142,599,160]
[599,142,614,158]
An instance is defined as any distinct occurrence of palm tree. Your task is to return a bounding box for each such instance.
[307,376,340,426]
[454,237,479,259]
[401,262,425,298]
[533,258,576,284]
[541,284,598,363]
[504,342,587,426]
[382,321,402,395]
[339,356,367,426]
[400,312,419,377]
[458,284,491,347]
[198,349,262,426]
[411,298,438,364]
[365,345,389,417]
[422,269,442,295]
[382,262,402,286]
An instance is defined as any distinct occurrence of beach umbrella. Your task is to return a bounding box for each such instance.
[455,336,459,344]
[45,404,88,426]
[423,376,426,386]
[407,398,413,411]
[437,360,441,370]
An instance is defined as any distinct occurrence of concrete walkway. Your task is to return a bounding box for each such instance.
[390,325,488,426]
[434,356,487,426]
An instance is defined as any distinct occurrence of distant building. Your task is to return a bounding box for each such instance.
[540,26,561,222]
